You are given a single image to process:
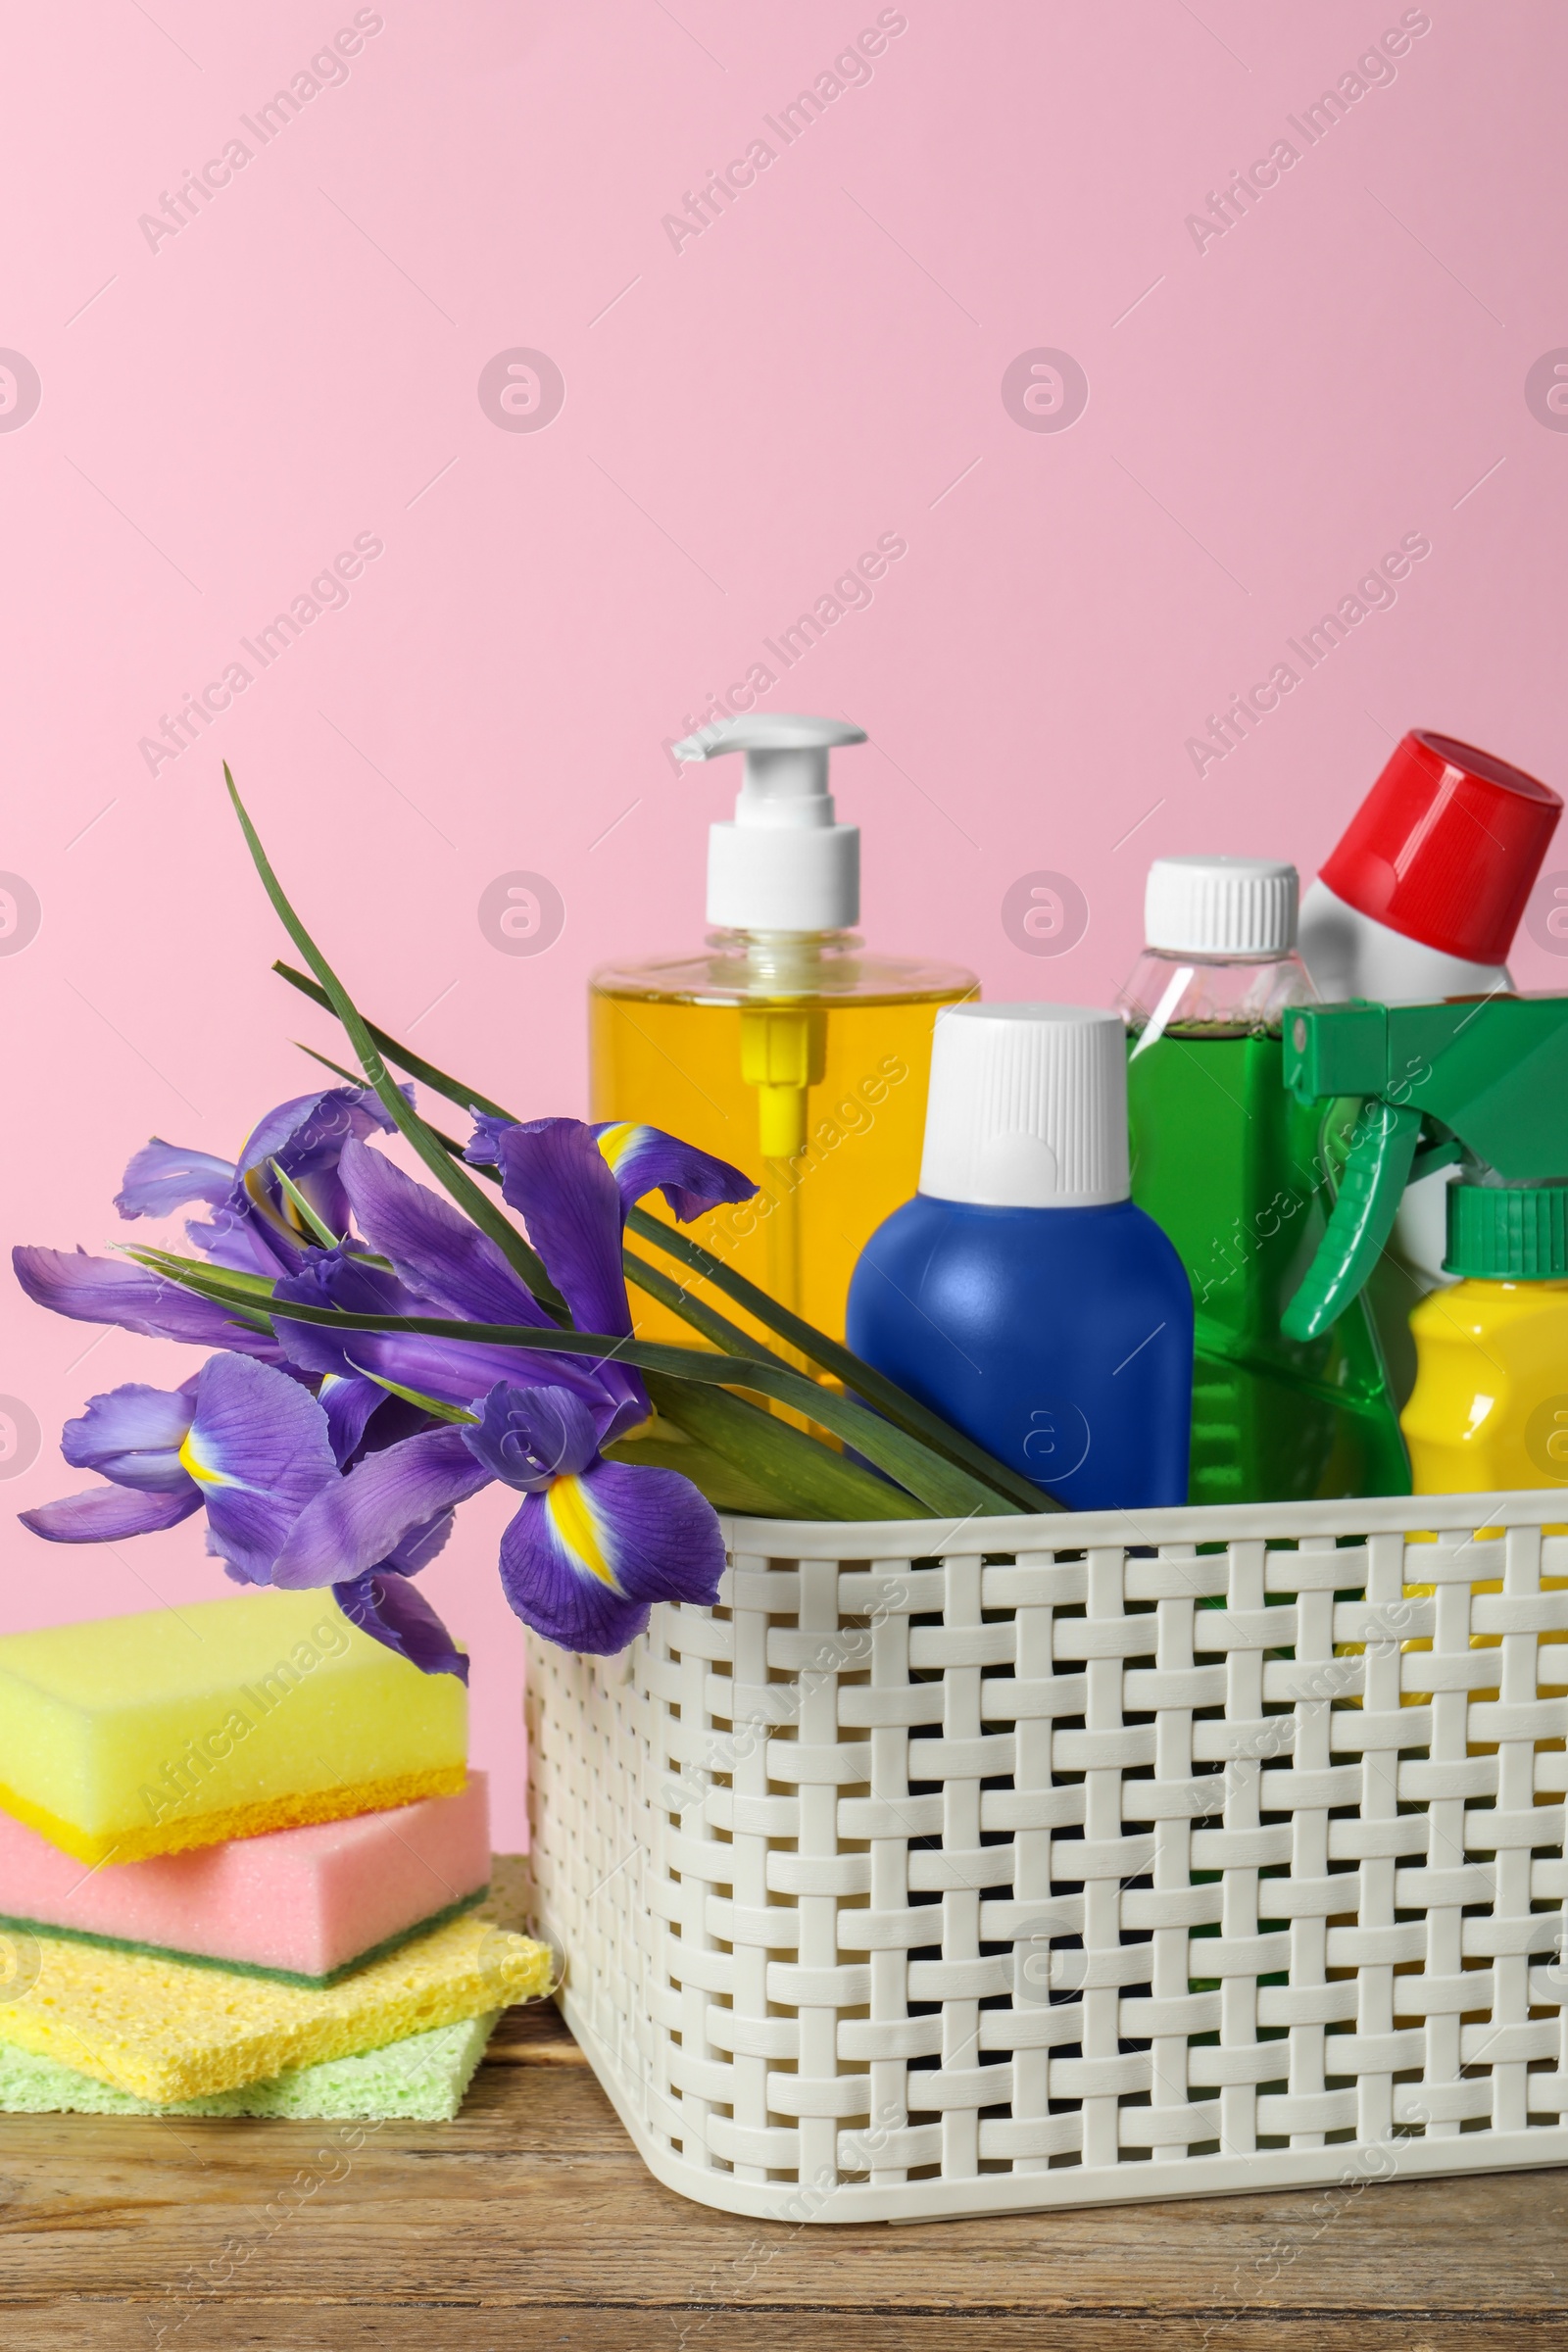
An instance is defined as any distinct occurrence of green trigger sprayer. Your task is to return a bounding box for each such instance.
[1280,994,1568,1344]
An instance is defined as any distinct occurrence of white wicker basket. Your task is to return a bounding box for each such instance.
[525,1492,1568,2223]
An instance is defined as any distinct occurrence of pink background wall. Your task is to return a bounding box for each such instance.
[2,0,1566,1845]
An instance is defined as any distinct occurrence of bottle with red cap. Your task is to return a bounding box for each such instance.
[1299,728,1560,1001]
[1298,730,1562,1306]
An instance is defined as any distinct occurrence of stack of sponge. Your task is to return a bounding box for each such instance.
[0,1588,551,2120]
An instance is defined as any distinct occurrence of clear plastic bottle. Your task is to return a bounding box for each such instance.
[1120,856,1408,1503]
[589,718,974,1343]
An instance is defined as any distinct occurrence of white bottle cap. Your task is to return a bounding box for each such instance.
[674,713,866,931]
[1145,856,1298,957]
[918,1004,1130,1209]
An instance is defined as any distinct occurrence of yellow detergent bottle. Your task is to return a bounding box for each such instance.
[589,714,975,1343]
[1402,1187,1568,1496]
[1400,1189,1568,1698]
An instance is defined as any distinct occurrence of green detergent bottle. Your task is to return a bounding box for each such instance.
[1120,856,1408,1504]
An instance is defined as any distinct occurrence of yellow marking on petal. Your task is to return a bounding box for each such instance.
[546,1474,618,1590]
[594,1123,641,1173]
[243,1162,303,1239]
[177,1429,236,1489]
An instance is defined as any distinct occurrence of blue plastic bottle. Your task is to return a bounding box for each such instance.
[847,1004,1194,1509]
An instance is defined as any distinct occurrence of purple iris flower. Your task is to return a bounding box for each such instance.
[465,1382,726,1652]
[271,1379,725,1657]
[264,1121,753,1653]
[12,1086,400,1361]
[19,1350,468,1680]
[270,1140,616,1439]
[16,1104,758,1668]
[20,1352,336,1582]
[117,1085,401,1274]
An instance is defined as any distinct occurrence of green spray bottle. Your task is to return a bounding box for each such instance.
[1122,857,1408,1504]
[1280,992,1568,1496]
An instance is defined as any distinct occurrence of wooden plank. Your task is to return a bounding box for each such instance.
[3,2314,1557,2351]
[0,2001,1560,2349]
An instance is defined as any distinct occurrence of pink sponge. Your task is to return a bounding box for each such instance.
[0,1775,490,1986]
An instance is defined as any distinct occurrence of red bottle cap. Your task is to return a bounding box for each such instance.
[1320,730,1561,966]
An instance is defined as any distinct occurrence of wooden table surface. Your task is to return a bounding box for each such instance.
[2,1997,1563,2351]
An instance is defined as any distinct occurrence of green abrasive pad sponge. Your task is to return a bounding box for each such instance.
[0,2010,501,2121]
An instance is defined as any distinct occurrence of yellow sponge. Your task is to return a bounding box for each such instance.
[0,1590,466,1864]
[3,1911,553,2101]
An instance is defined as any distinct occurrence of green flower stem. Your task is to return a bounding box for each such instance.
[637,1371,914,1521]
[227,772,555,1303]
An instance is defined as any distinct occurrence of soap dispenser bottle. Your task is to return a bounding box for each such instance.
[589,713,975,1341]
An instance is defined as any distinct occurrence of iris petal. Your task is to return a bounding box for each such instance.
[271,1425,491,1590]
[271,1251,419,1386]
[12,1247,283,1362]
[236,1086,396,1180]
[115,1142,236,1221]
[318,1372,388,1467]
[568,1457,727,1607]
[332,1570,468,1682]
[182,1352,338,1585]
[495,1455,724,1653]
[463,1384,601,1491]
[185,1209,284,1276]
[465,1119,648,1437]
[234,1086,400,1245]
[60,1380,197,1494]
[497,1491,649,1654]
[384,1505,456,1576]
[590,1121,756,1223]
[338,1140,549,1328]
[473,1120,628,1336]
[20,1487,202,1543]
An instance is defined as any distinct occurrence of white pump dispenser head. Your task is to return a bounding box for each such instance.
[674,712,867,931]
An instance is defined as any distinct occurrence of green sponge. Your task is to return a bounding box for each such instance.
[0,2011,500,2121]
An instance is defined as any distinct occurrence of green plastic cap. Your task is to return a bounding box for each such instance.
[1446,1182,1568,1280]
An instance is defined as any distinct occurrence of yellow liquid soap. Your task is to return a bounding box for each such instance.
[590,931,974,1344]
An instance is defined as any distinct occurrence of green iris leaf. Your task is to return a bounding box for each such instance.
[267,1159,341,1250]
[225,769,557,1306]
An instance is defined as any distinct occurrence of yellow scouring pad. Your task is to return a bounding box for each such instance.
[0,1589,466,1864]
[3,1911,554,2101]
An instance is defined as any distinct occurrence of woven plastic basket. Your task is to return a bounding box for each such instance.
[525,1492,1568,2222]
